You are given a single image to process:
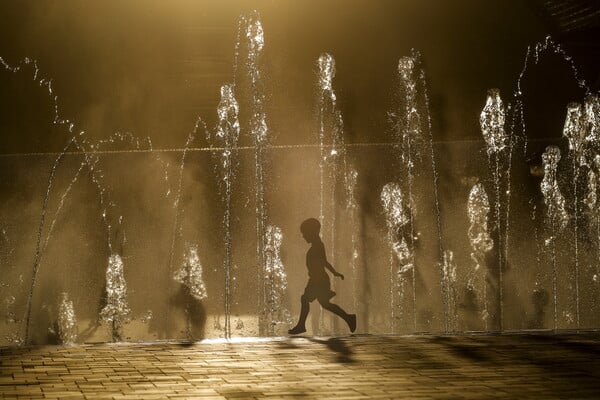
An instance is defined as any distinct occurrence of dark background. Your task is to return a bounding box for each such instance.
[0,0,598,154]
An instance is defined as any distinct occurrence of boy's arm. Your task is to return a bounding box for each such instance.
[325,261,344,280]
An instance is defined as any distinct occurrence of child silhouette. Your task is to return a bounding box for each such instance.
[288,218,356,334]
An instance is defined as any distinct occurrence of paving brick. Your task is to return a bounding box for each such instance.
[1,332,599,399]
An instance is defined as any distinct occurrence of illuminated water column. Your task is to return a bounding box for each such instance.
[467,183,494,329]
[381,183,411,332]
[562,95,600,328]
[263,226,291,335]
[388,51,443,331]
[480,88,509,331]
[240,13,272,335]
[99,254,131,342]
[173,244,208,338]
[540,146,569,330]
[57,292,77,345]
[211,84,240,338]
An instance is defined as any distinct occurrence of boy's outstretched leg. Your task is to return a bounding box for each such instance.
[319,299,356,333]
[289,295,310,334]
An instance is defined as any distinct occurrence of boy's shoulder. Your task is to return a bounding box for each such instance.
[309,241,325,253]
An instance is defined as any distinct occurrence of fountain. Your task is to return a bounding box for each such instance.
[99,254,130,342]
[480,88,510,331]
[210,83,240,338]
[57,292,77,345]
[386,51,444,332]
[541,146,569,330]
[0,12,599,347]
[381,182,411,332]
[243,14,269,335]
[263,225,291,335]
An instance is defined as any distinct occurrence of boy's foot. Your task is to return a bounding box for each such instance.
[347,314,356,333]
[288,326,306,335]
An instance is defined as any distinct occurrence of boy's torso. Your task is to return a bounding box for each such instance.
[306,242,329,283]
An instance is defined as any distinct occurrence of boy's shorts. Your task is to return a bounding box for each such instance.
[303,280,336,302]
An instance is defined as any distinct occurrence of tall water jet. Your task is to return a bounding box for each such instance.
[586,155,600,294]
[209,84,240,338]
[99,254,131,342]
[263,225,291,335]
[389,51,443,331]
[541,146,569,330]
[584,94,600,143]
[381,183,412,332]
[562,102,587,328]
[585,156,600,287]
[57,292,77,345]
[562,95,600,327]
[467,183,494,329]
[480,88,509,331]
[392,54,421,331]
[238,13,272,335]
[317,53,347,333]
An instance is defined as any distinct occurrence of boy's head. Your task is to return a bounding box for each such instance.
[300,218,320,243]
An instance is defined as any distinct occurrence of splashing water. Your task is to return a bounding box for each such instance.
[99,254,131,341]
[542,147,569,232]
[393,53,423,331]
[2,21,599,346]
[584,94,600,143]
[468,184,494,269]
[562,102,587,328]
[388,51,444,331]
[481,89,508,155]
[174,244,208,302]
[210,84,241,338]
[585,164,598,213]
[140,310,153,324]
[467,183,493,328]
[396,55,425,166]
[586,156,600,287]
[381,183,410,232]
[563,95,600,328]
[3,295,17,324]
[381,182,413,331]
[0,56,173,344]
[541,146,568,330]
[480,88,510,331]
[58,292,77,345]
[236,12,272,335]
[564,103,588,164]
[318,53,336,96]
[263,225,291,335]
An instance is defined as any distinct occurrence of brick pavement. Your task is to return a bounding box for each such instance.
[0,332,599,399]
